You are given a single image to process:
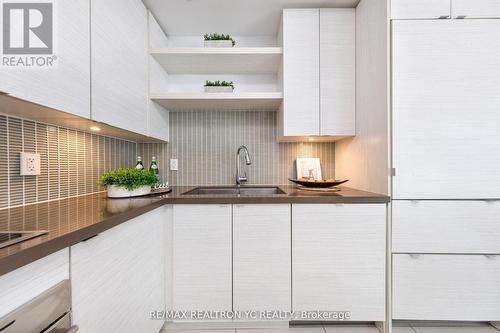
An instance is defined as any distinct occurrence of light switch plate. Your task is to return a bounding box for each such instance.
[170,159,178,171]
[20,152,41,176]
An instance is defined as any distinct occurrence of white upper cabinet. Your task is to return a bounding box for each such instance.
[280,8,355,140]
[281,9,320,137]
[392,20,500,199]
[320,9,355,136]
[91,0,148,136]
[0,0,90,118]
[148,13,170,141]
[391,0,451,19]
[452,0,500,18]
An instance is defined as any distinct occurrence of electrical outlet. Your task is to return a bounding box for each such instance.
[20,152,41,176]
[170,158,178,171]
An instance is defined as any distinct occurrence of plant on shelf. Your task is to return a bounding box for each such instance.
[98,168,158,198]
[204,80,235,93]
[203,33,236,47]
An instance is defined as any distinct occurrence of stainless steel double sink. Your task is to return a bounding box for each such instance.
[182,186,286,196]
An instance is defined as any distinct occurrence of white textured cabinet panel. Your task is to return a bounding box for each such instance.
[71,207,167,333]
[319,9,355,136]
[292,204,386,321]
[392,20,500,199]
[172,204,232,311]
[393,200,500,254]
[393,254,500,321]
[233,204,291,312]
[391,0,451,19]
[0,0,90,118]
[281,9,320,137]
[91,0,148,135]
[452,0,500,18]
[0,249,69,318]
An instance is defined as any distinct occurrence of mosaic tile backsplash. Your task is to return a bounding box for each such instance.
[0,111,335,208]
[138,111,335,186]
[0,115,136,209]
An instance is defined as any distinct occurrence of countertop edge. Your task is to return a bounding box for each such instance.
[0,190,389,277]
[0,200,166,277]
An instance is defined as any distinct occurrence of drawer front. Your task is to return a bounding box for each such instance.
[452,0,500,18]
[393,254,500,321]
[393,200,500,254]
[391,0,451,19]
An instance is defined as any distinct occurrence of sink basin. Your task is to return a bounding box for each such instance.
[182,186,286,196]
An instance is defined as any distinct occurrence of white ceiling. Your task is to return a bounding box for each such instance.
[144,0,360,37]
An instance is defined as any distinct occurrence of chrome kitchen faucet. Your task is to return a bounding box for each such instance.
[236,145,252,186]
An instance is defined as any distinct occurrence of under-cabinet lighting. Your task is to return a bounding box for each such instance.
[90,126,101,132]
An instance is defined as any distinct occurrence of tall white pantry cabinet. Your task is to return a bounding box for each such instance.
[391,1,500,322]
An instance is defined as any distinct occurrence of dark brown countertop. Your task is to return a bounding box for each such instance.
[0,185,388,276]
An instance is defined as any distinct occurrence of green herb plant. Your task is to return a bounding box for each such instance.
[204,80,234,89]
[98,168,158,191]
[204,33,236,46]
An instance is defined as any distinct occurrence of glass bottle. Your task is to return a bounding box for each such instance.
[135,156,144,170]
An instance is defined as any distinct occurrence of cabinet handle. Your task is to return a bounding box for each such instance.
[409,254,420,259]
[484,255,497,260]
[455,15,467,19]
[438,15,450,19]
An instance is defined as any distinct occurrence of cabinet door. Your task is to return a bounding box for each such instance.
[392,20,500,199]
[452,0,500,18]
[172,204,232,311]
[393,254,500,321]
[391,0,451,19]
[91,0,148,135]
[0,249,69,318]
[0,0,90,118]
[71,207,166,333]
[292,204,386,321]
[319,9,355,136]
[393,200,500,254]
[233,204,291,312]
[281,9,319,137]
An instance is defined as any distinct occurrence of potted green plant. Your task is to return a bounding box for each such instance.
[204,33,236,48]
[98,168,158,198]
[204,80,234,93]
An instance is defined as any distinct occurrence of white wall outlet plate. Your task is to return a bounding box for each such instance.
[170,158,178,171]
[20,152,41,176]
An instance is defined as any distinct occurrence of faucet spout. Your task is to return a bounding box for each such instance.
[236,145,252,185]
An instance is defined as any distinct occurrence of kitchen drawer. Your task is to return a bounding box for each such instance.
[393,200,500,254]
[391,0,451,19]
[393,254,500,321]
[452,0,500,18]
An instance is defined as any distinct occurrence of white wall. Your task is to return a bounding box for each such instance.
[335,0,389,195]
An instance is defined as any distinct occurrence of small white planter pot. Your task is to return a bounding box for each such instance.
[204,86,234,93]
[204,40,233,48]
[107,185,151,198]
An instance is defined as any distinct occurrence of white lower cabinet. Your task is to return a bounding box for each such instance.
[172,204,232,312]
[233,204,291,312]
[393,254,500,321]
[71,206,167,333]
[0,249,69,318]
[292,204,386,321]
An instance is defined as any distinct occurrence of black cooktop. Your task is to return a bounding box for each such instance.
[0,231,48,249]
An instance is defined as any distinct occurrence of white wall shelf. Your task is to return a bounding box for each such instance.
[150,47,282,74]
[150,92,283,111]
